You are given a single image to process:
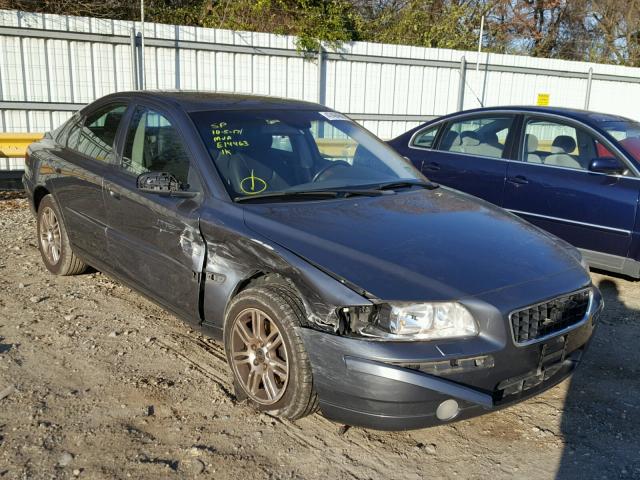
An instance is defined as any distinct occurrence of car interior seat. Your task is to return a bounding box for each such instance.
[525,134,542,163]
[441,130,461,151]
[100,111,123,147]
[222,127,290,195]
[453,131,503,158]
[544,135,581,169]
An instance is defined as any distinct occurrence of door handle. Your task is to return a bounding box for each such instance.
[107,188,120,200]
[423,162,441,172]
[507,175,529,185]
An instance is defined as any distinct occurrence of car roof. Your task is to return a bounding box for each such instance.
[437,105,633,125]
[101,90,327,113]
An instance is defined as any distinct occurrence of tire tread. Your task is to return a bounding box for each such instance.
[224,282,318,421]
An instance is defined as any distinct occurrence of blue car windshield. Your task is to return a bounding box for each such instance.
[189,109,421,199]
[599,119,640,162]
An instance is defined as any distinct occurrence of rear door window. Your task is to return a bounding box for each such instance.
[437,116,514,159]
[75,104,127,163]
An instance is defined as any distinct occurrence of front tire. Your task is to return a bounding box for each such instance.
[224,284,318,420]
[36,194,87,276]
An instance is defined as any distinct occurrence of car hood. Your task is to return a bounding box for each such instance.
[243,188,588,301]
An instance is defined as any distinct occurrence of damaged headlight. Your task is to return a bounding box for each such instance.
[345,302,478,341]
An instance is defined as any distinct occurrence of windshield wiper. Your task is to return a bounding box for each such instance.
[235,187,398,203]
[234,190,341,203]
[374,180,439,191]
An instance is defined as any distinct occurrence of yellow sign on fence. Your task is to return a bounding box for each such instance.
[536,93,550,106]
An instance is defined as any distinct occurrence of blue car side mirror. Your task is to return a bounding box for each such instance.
[589,157,625,175]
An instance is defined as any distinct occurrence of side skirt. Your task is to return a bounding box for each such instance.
[580,248,640,278]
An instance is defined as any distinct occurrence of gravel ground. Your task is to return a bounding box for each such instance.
[1,192,639,480]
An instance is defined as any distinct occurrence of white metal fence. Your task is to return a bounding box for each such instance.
[2,8,640,172]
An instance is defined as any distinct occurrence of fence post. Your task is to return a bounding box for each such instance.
[457,56,466,111]
[584,67,593,110]
[130,27,138,90]
[317,43,325,106]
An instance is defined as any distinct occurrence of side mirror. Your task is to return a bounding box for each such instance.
[589,157,625,175]
[136,172,197,198]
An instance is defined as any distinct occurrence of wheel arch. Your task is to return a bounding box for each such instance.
[33,185,50,212]
[224,271,307,325]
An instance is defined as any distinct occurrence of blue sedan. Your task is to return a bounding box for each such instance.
[389,106,640,278]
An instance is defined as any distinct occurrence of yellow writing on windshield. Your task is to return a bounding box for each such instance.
[211,121,251,155]
[240,169,268,195]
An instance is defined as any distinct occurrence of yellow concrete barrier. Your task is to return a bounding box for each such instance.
[316,138,357,158]
[0,133,44,158]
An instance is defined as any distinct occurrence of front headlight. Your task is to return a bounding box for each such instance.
[348,302,478,340]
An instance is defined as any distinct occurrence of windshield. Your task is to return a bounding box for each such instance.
[599,119,640,162]
[189,109,422,199]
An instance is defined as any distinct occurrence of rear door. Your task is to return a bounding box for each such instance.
[53,102,128,260]
[102,103,206,320]
[503,114,639,262]
[408,114,517,205]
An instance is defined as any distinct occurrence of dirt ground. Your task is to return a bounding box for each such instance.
[1,192,639,480]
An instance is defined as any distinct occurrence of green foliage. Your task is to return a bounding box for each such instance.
[360,0,484,50]
[3,0,640,66]
[145,0,361,54]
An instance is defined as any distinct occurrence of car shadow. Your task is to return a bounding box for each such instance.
[556,276,640,479]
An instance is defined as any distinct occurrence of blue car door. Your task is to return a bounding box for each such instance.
[503,114,639,268]
[401,114,517,205]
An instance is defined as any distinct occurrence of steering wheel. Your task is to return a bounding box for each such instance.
[312,161,351,182]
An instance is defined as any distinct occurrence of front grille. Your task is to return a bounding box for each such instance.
[510,289,590,344]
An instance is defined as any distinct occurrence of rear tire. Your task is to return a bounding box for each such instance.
[224,284,318,420]
[36,194,87,276]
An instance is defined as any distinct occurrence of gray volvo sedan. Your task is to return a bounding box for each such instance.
[23,92,602,430]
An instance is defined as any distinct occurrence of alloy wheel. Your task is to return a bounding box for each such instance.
[39,206,62,265]
[230,307,289,405]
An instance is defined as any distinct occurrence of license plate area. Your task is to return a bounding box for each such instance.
[496,335,568,398]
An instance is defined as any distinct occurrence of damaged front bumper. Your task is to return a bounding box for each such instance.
[299,286,602,431]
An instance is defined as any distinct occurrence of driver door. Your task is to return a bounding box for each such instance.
[503,115,638,263]
[102,104,205,321]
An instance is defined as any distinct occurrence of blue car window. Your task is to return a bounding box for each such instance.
[438,116,513,159]
[599,120,640,163]
[523,119,595,171]
[411,125,440,148]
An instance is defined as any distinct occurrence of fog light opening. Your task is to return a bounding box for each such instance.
[436,399,460,421]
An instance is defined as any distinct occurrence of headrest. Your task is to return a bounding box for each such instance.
[242,126,272,151]
[483,132,499,145]
[551,135,576,154]
[460,131,480,146]
[441,131,460,149]
[103,111,123,132]
[525,133,538,152]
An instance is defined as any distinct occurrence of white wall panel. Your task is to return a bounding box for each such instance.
[1,8,640,147]
[3,110,27,131]
[363,63,381,114]
[48,39,72,102]
[28,110,50,131]
[215,52,234,92]
[0,36,24,100]
[235,53,253,93]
